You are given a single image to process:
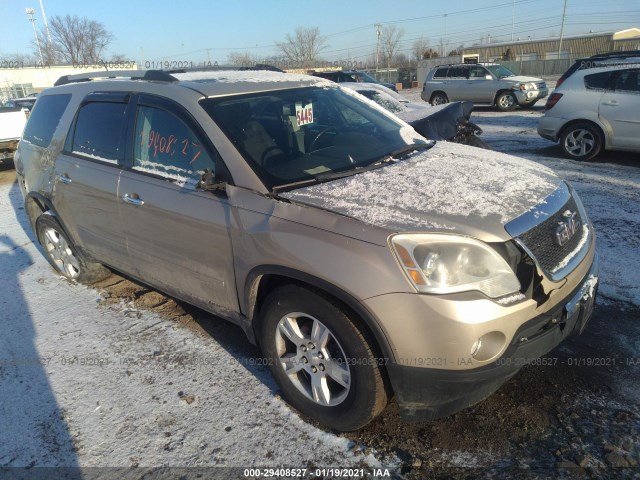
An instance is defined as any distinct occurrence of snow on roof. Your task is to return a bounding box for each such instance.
[173,70,332,86]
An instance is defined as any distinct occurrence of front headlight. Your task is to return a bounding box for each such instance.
[390,234,521,298]
[518,82,536,91]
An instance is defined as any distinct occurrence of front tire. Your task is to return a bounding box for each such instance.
[430,92,449,106]
[560,122,603,161]
[260,285,388,431]
[36,214,111,284]
[495,91,517,111]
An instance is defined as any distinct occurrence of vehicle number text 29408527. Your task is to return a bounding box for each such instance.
[243,467,370,478]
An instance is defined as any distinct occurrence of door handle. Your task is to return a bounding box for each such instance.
[122,193,144,206]
[56,174,72,184]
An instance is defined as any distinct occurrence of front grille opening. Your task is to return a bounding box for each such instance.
[490,240,547,305]
[515,248,548,306]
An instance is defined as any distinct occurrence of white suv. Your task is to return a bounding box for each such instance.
[538,62,640,160]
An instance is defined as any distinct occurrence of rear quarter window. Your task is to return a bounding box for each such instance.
[22,94,71,147]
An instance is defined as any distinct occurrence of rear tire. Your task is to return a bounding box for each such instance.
[259,285,388,431]
[430,92,449,106]
[560,122,603,161]
[35,214,111,284]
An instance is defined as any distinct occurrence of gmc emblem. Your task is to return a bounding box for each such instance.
[555,210,581,247]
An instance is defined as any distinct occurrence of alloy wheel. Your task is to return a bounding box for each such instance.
[274,312,351,406]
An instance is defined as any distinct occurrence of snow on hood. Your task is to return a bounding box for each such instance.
[508,75,545,83]
[282,142,561,237]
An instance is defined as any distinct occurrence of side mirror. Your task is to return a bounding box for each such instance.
[485,75,493,80]
[197,168,226,192]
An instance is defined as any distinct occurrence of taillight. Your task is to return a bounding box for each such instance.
[545,93,563,110]
[556,76,566,88]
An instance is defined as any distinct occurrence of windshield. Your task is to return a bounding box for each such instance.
[351,72,380,83]
[485,64,516,78]
[200,87,426,190]
[357,90,406,113]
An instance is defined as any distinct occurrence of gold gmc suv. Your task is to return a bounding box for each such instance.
[15,69,598,431]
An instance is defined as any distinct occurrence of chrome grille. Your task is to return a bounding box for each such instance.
[517,196,588,276]
[535,82,547,90]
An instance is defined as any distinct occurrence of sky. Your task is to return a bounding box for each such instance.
[1,0,639,66]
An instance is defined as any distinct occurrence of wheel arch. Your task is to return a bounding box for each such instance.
[559,118,608,148]
[244,266,396,365]
[24,192,50,232]
[26,193,99,265]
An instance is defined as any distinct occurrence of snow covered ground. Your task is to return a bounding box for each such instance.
[0,175,385,471]
[0,94,638,476]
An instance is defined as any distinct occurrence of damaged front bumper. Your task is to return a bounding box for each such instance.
[385,254,599,422]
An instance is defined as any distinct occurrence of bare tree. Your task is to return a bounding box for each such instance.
[381,25,405,68]
[227,51,261,67]
[39,15,114,65]
[412,36,429,61]
[276,27,327,68]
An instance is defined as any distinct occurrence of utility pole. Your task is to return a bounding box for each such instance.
[558,0,568,59]
[38,0,51,45]
[511,0,515,41]
[26,8,44,65]
[443,13,448,57]
[375,23,382,72]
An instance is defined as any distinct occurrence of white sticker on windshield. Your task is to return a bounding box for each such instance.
[295,102,314,126]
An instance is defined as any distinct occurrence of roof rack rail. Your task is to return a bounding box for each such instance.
[54,69,179,87]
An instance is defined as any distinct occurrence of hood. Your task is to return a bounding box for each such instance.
[281,142,562,242]
[507,75,545,83]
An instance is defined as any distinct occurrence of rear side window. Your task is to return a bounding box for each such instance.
[22,94,71,147]
[584,72,614,90]
[432,68,448,79]
[71,102,127,163]
[448,66,468,79]
[614,69,639,93]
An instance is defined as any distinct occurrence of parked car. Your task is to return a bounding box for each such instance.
[421,63,548,111]
[555,50,640,88]
[3,96,37,112]
[311,69,397,91]
[16,69,598,431]
[0,107,28,164]
[538,62,640,161]
[342,82,490,148]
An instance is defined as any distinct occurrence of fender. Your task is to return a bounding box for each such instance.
[244,264,396,363]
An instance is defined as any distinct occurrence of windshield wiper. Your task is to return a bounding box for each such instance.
[272,157,395,193]
[271,143,434,193]
[386,142,434,160]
